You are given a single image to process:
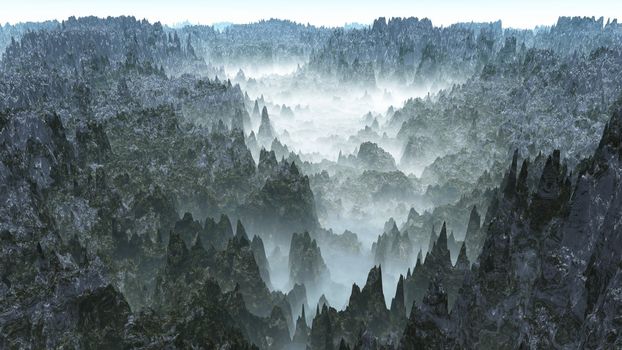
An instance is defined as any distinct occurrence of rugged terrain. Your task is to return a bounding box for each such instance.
[1,15,621,350]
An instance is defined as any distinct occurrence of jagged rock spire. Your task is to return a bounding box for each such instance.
[289,161,300,176]
[530,150,570,228]
[235,220,249,240]
[346,283,364,314]
[188,233,210,271]
[437,222,448,252]
[455,243,470,271]
[267,306,291,349]
[252,100,260,119]
[289,231,329,288]
[401,277,451,348]
[428,225,438,253]
[388,221,399,236]
[251,235,271,287]
[408,207,420,221]
[400,136,422,169]
[597,104,622,152]
[231,108,246,132]
[414,251,423,274]
[466,206,481,235]
[258,148,278,175]
[293,304,310,344]
[537,150,562,200]
[318,294,330,309]
[363,265,384,299]
[503,149,519,197]
[287,283,308,320]
[357,141,397,171]
[216,214,233,239]
[390,274,406,318]
[166,230,189,270]
[464,205,482,263]
[258,106,275,145]
[343,265,389,324]
[517,158,529,197]
[422,222,453,273]
[310,303,334,350]
[383,217,397,233]
[174,212,202,247]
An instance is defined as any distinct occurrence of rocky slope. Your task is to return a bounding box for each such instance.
[399,104,622,349]
[289,232,330,291]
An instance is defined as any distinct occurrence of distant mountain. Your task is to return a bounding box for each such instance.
[343,22,369,30]
[211,21,234,32]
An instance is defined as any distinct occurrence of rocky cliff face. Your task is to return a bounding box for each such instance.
[0,17,326,349]
[293,305,311,345]
[258,106,276,146]
[403,222,470,312]
[0,102,263,350]
[373,221,415,272]
[243,161,320,242]
[153,222,295,349]
[251,234,272,288]
[3,14,622,350]
[289,232,330,290]
[399,105,622,349]
[463,205,482,263]
[357,141,397,171]
[306,265,405,349]
[258,148,279,177]
[400,278,451,349]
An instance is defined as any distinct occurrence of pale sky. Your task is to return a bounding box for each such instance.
[1,0,621,29]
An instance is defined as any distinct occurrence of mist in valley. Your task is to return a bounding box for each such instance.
[3,11,622,349]
[208,60,470,313]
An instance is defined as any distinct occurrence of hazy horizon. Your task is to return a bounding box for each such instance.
[2,0,621,29]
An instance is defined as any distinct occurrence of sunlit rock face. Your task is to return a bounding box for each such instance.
[2,13,622,350]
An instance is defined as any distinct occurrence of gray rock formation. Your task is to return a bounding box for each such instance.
[357,141,397,171]
[289,232,330,289]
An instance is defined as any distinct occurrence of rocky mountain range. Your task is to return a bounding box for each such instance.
[1,13,621,350]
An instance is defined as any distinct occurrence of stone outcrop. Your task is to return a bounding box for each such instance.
[289,232,330,289]
[257,106,276,146]
[403,222,470,312]
[356,141,397,171]
[251,234,272,288]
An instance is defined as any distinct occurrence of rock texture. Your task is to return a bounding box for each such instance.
[398,106,622,349]
[357,141,397,171]
[403,222,470,312]
[289,232,330,289]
